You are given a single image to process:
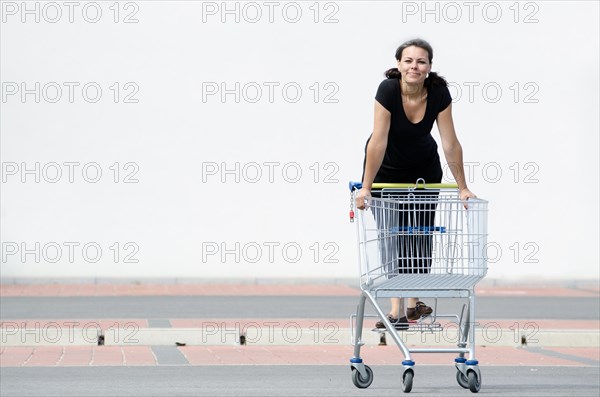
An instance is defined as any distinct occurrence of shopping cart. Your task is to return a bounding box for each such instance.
[348,180,488,393]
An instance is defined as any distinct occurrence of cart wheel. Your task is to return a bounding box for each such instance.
[456,370,469,389]
[351,365,373,389]
[401,369,413,393]
[467,370,481,393]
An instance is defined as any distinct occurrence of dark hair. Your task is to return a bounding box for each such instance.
[384,38,447,88]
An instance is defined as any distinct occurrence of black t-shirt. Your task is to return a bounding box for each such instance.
[363,78,452,184]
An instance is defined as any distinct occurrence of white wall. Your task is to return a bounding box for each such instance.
[1,1,598,282]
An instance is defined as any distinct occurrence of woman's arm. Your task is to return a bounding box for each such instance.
[355,101,391,209]
[436,103,476,201]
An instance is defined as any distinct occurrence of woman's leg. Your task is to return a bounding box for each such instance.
[371,194,406,326]
[390,297,403,318]
[405,190,438,318]
[406,298,418,308]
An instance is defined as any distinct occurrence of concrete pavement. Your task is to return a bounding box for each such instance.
[0,281,598,396]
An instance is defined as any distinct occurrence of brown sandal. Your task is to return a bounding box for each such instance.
[406,301,433,320]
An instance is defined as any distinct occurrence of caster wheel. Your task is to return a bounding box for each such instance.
[468,370,481,393]
[402,369,413,393]
[351,365,373,389]
[456,370,469,389]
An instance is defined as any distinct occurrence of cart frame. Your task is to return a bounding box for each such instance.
[348,180,488,393]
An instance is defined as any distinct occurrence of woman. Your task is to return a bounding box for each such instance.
[355,38,476,329]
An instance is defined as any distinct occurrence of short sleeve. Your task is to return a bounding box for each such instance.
[438,84,452,112]
[375,79,395,112]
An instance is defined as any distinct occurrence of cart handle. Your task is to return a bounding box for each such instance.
[348,181,459,191]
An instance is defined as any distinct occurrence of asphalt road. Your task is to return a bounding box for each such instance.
[1,296,598,320]
[1,365,599,397]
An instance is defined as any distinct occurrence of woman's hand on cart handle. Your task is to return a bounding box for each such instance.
[355,187,371,210]
[460,187,477,208]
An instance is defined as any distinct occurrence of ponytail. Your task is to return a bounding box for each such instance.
[424,71,448,88]
[383,68,448,88]
[384,67,401,79]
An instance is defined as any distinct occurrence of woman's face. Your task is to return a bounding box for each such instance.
[397,46,432,85]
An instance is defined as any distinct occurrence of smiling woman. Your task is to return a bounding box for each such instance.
[355,38,477,329]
